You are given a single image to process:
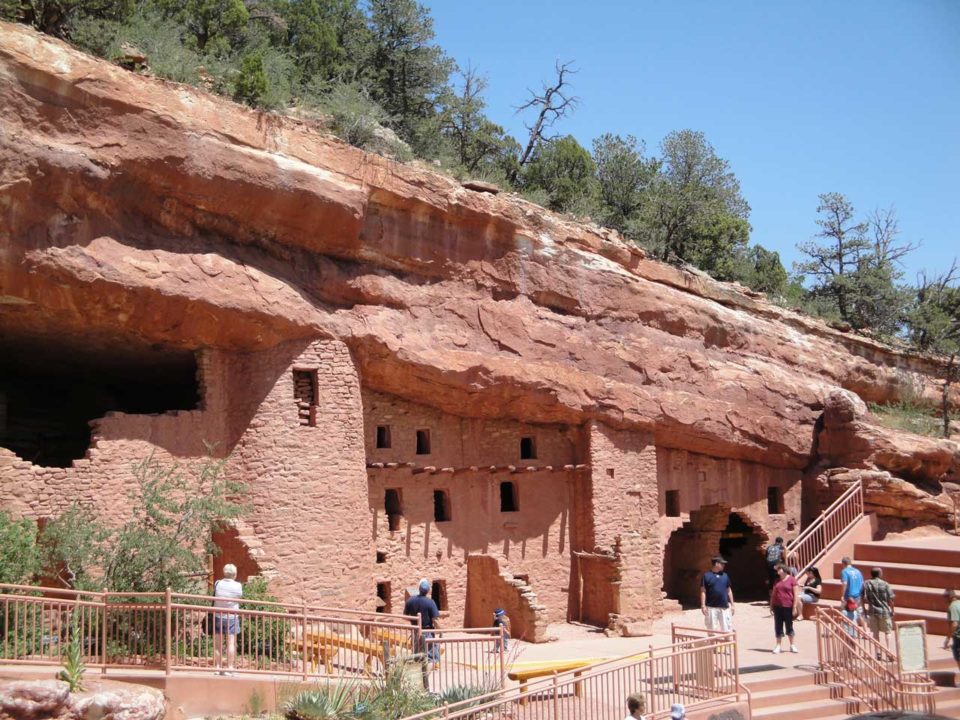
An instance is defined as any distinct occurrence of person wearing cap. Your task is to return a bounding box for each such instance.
[669,702,686,719]
[404,578,441,664]
[492,608,511,651]
[700,556,735,631]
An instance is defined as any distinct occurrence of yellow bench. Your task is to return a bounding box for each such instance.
[295,630,407,675]
[508,659,598,705]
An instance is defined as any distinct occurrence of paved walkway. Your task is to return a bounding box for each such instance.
[510,601,957,685]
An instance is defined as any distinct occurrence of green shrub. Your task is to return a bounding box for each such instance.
[284,683,356,720]
[305,82,391,150]
[867,401,942,438]
[58,613,86,692]
[0,510,40,585]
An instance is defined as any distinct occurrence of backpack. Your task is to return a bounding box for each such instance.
[765,543,783,565]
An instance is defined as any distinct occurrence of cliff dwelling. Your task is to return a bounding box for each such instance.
[1,23,958,641]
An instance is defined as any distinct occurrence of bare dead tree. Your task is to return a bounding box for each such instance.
[514,60,580,172]
[868,206,919,264]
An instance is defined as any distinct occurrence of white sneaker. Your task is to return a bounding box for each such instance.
[772,645,782,654]
[790,645,799,653]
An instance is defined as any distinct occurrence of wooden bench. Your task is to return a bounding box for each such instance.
[290,629,412,675]
[507,659,599,705]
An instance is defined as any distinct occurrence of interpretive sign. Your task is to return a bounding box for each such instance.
[895,620,927,674]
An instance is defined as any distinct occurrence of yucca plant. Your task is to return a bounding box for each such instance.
[284,683,356,720]
[58,613,86,692]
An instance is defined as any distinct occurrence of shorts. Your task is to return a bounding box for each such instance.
[951,636,960,662]
[842,608,862,637]
[213,614,239,635]
[704,607,732,632]
[867,614,892,634]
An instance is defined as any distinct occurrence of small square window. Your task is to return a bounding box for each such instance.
[376,551,387,564]
[665,490,680,517]
[433,490,451,522]
[500,481,518,512]
[520,436,536,460]
[416,429,431,455]
[606,468,615,478]
[376,425,391,449]
[385,488,403,531]
[767,487,785,515]
[293,369,318,427]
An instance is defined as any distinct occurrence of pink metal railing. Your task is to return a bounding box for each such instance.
[401,626,742,720]
[815,606,936,714]
[0,582,424,681]
[423,627,505,695]
[786,478,863,576]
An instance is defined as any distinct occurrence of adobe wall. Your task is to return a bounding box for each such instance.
[0,350,227,522]
[363,390,579,625]
[583,423,663,630]
[656,447,802,544]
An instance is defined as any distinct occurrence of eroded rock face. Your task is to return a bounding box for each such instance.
[1,21,955,473]
[0,680,165,720]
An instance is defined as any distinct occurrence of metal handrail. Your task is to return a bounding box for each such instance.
[401,626,741,720]
[786,478,863,576]
[815,606,936,714]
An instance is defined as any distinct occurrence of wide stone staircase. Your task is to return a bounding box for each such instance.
[820,536,960,636]
[750,534,960,719]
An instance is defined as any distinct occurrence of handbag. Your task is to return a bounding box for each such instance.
[845,597,858,611]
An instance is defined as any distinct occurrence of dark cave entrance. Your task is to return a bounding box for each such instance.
[0,331,199,467]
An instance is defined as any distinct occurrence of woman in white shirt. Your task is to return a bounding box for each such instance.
[212,563,243,674]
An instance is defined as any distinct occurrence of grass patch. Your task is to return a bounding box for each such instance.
[867,401,943,437]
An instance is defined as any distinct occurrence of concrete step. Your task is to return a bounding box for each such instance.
[853,540,960,569]
[748,682,841,708]
[821,579,951,613]
[830,560,960,590]
[751,695,860,720]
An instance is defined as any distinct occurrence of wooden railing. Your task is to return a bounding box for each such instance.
[815,606,936,714]
[786,478,863,576]
[400,626,743,720]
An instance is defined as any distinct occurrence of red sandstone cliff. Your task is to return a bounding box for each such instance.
[1,22,954,475]
[2,24,960,625]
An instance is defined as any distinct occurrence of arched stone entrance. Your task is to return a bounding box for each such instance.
[663,504,769,606]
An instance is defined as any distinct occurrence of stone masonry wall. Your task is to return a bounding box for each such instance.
[363,390,578,626]
[223,339,373,607]
[585,423,663,629]
[655,447,802,545]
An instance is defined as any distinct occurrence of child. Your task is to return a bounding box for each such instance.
[493,608,511,651]
[625,693,646,720]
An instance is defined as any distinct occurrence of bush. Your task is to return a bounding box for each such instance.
[305,82,391,151]
[284,683,357,720]
[0,510,40,585]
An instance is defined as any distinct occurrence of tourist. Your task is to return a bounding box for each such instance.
[700,556,734,631]
[863,567,896,651]
[840,556,864,634]
[669,703,686,719]
[212,563,243,675]
[404,578,441,665]
[800,566,823,606]
[770,563,800,653]
[492,608,511,651]
[765,537,786,594]
[943,589,960,672]
[624,693,646,720]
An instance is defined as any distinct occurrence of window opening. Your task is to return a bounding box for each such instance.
[376,582,391,613]
[416,429,431,455]
[500,481,518,512]
[433,490,451,522]
[513,574,530,585]
[376,551,387,564]
[665,490,680,517]
[431,580,447,611]
[385,489,403,531]
[606,468,615,478]
[767,487,785,515]
[293,369,318,427]
[376,425,391,449]
[520,436,536,460]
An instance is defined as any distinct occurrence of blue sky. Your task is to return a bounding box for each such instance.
[424,0,959,281]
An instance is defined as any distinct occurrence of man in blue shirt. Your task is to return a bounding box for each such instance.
[840,556,865,632]
[404,578,440,664]
[700,556,735,631]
